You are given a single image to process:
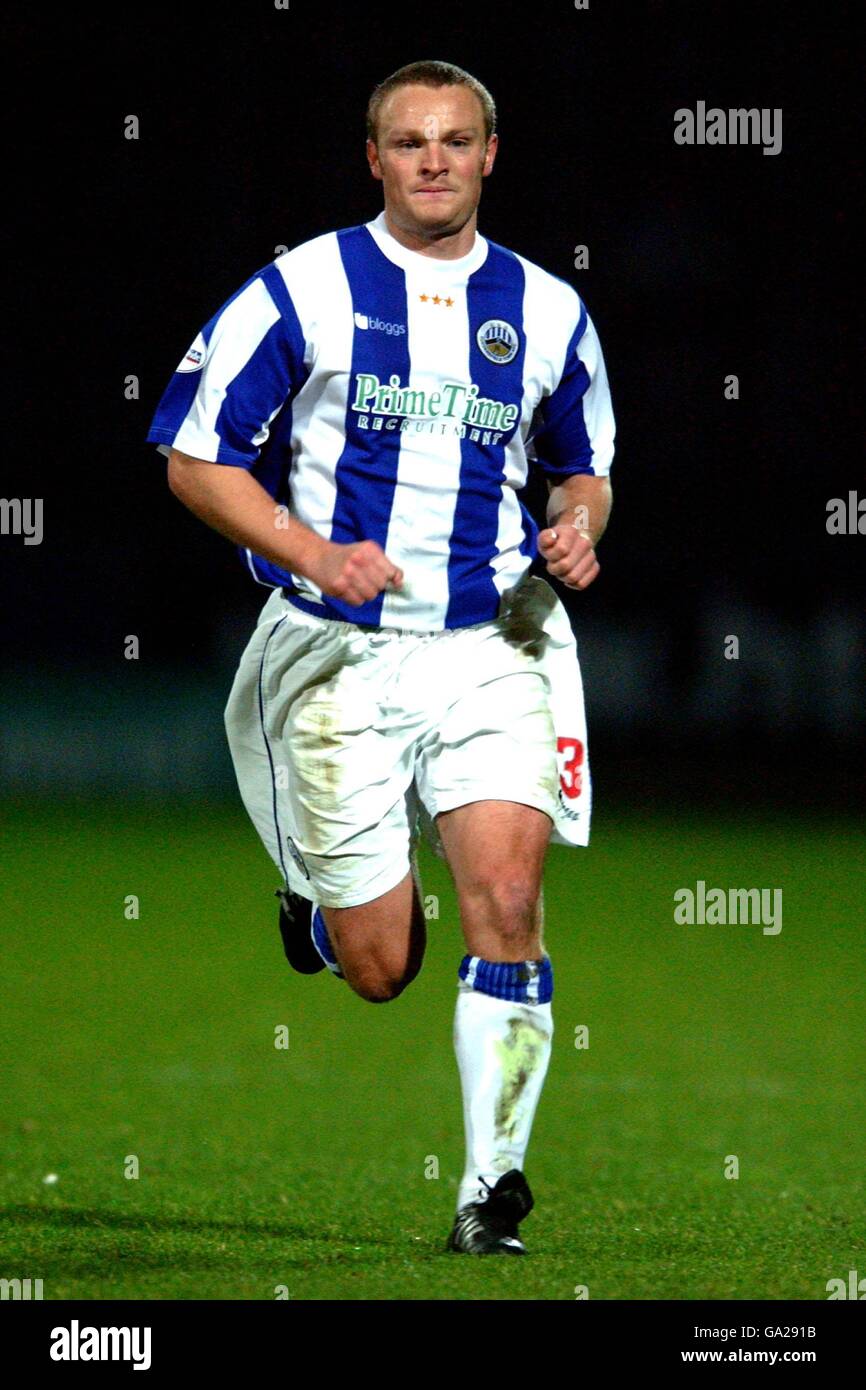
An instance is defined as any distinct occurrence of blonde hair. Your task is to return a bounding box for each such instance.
[366,60,496,144]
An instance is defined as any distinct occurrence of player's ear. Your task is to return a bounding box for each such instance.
[482,132,499,177]
[366,139,384,181]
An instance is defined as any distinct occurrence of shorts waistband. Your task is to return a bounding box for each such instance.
[281,588,492,637]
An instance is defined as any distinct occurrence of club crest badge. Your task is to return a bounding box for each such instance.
[477,319,519,364]
[286,835,310,880]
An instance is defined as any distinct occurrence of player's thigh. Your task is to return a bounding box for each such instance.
[416,630,559,873]
[417,632,557,953]
[275,627,418,909]
[436,800,550,958]
[436,799,551,899]
[276,635,429,996]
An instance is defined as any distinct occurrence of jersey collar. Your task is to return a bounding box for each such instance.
[365,210,489,276]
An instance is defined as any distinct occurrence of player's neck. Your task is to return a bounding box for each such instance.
[380,208,479,261]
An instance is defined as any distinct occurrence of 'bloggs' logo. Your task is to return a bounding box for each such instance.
[354,312,406,335]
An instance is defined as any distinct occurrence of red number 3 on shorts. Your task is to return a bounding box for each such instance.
[557,737,584,800]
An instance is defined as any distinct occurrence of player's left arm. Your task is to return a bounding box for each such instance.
[530,293,616,592]
[538,474,612,591]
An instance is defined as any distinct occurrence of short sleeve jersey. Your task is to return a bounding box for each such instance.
[147,211,615,631]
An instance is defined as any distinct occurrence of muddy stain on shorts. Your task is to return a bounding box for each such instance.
[496,577,556,660]
[287,650,379,842]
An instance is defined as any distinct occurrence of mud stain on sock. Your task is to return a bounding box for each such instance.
[493,1015,548,1142]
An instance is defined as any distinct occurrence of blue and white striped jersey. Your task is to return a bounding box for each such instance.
[147,211,615,631]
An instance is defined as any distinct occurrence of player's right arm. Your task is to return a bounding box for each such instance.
[167,448,402,605]
[147,260,401,606]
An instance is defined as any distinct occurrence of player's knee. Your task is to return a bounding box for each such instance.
[350,969,409,1004]
[466,872,539,934]
[349,944,425,1002]
[335,902,426,1002]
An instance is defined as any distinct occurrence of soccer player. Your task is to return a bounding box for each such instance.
[146,60,614,1255]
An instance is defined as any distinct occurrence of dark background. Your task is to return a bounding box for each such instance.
[2,0,862,808]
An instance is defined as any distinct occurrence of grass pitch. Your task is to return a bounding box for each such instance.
[1,799,864,1300]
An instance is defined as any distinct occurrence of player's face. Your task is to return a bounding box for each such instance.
[367,84,497,247]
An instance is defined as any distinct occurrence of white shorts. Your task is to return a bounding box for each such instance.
[224,577,591,909]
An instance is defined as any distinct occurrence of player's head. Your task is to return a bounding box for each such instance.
[366,60,498,245]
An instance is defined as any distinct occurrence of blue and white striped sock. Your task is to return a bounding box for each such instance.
[457,953,553,1004]
[454,954,554,1212]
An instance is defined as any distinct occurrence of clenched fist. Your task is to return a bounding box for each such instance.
[309,539,404,606]
[537,525,600,591]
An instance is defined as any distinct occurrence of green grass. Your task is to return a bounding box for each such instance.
[1,799,864,1300]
